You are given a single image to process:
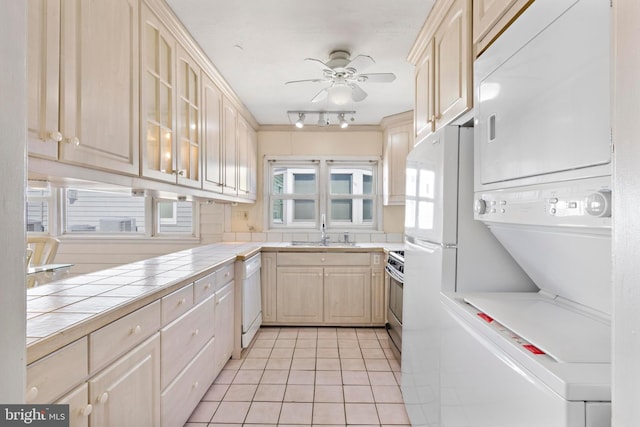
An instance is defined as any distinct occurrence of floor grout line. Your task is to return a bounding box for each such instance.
[184,326,408,426]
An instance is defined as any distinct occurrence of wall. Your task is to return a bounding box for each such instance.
[225,127,405,243]
[612,1,640,423]
[0,0,27,402]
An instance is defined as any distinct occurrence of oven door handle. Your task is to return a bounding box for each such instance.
[385,264,404,285]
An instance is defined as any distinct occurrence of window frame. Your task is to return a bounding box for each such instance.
[265,156,382,231]
[25,185,199,242]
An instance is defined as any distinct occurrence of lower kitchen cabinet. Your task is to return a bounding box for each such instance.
[276,267,324,323]
[324,267,371,324]
[270,251,386,326]
[161,337,216,427]
[89,334,161,427]
[56,383,91,427]
[371,268,386,324]
[214,280,235,376]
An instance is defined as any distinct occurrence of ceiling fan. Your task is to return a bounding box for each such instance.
[285,50,396,105]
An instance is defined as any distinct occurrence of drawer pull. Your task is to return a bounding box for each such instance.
[97,392,109,404]
[80,404,93,417]
[225,272,230,277]
[179,298,186,305]
[321,258,326,262]
[216,299,220,305]
[204,284,211,290]
[131,325,142,335]
[193,381,199,389]
[25,386,38,401]
[192,328,199,336]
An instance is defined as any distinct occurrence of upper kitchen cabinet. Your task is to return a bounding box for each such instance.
[409,0,472,144]
[237,115,257,201]
[473,0,534,56]
[222,99,238,196]
[203,79,256,200]
[175,46,201,188]
[27,0,61,160]
[141,6,201,189]
[382,112,412,206]
[141,3,177,183]
[202,74,223,193]
[58,0,140,175]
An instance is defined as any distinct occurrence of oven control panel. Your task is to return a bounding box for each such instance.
[473,175,611,228]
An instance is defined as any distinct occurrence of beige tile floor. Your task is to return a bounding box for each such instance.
[184,326,409,427]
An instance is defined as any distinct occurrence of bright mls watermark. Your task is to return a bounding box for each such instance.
[0,405,68,427]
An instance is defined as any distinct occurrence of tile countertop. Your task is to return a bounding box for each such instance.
[25,241,403,364]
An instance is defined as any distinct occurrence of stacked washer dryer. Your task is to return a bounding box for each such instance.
[439,0,613,426]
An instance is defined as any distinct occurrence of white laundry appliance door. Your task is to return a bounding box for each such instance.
[440,295,586,427]
[475,0,610,186]
[401,238,456,426]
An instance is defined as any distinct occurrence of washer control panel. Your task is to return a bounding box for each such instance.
[474,176,611,228]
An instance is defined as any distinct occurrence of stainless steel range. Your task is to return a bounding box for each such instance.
[385,250,404,358]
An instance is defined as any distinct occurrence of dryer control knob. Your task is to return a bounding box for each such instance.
[586,190,612,217]
[474,199,487,215]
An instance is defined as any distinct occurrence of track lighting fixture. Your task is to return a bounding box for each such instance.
[288,110,355,129]
[338,113,349,128]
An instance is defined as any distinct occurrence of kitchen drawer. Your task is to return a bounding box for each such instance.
[215,262,235,290]
[277,252,371,266]
[161,283,194,325]
[26,337,88,404]
[160,295,215,389]
[194,272,216,304]
[161,337,216,427]
[89,300,161,373]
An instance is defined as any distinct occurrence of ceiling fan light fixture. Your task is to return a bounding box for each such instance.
[329,84,352,105]
[295,113,305,128]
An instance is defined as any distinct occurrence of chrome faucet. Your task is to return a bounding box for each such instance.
[320,214,329,245]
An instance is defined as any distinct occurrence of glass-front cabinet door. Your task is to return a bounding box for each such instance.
[176,46,201,188]
[141,4,176,183]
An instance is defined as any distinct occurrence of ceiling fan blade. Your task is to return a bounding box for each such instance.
[357,73,396,83]
[346,54,375,72]
[311,88,329,103]
[285,78,328,85]
[305,57,333,71]
[350,83,368,102]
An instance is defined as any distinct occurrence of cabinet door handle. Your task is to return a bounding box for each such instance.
[192,328,199,336]
[131,325,141,335]
[97,392,109,404]
[25,386,38,401]
[80,404,93,417]
[179,297,186,305]
[48,131,63,142]
[64,136,80,146]
[193,381,199,389]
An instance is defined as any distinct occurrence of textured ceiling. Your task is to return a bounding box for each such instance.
[166,0,435,126]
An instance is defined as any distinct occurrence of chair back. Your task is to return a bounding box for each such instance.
[26,236,60,267]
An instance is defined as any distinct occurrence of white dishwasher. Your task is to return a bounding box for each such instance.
[240,254,262,348]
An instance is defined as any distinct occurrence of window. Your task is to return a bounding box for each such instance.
[156,200,194,234]
[270,163,319,227]
[65,188,146,234]
[267,158,380,230]
[26,186,52,233]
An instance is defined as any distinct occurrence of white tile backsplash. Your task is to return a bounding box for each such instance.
[221,231,399,243]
